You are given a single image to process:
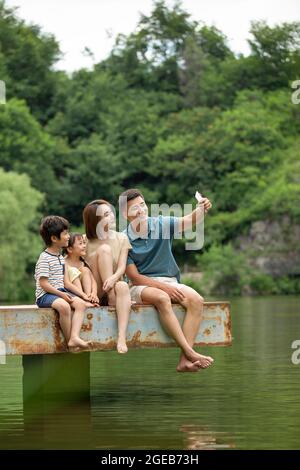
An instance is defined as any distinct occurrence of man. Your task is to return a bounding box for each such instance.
[119,188,214,373]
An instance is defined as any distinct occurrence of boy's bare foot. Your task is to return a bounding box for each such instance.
[117,338,128,354]
[68,337,90,352]
[185,350,214,369]
[84,301,95,308]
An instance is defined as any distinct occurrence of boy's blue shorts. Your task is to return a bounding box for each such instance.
[36,288,75,308]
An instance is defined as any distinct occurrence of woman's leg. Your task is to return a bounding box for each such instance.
[95,244,116,306]
[114,281,131,354]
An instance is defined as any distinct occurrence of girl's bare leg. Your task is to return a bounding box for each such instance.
[80,267,93,295]
[73,277,83,293]
[115,281,131,354]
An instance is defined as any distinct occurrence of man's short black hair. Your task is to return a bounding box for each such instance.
[118,189,144,213]
[39,215,69,247]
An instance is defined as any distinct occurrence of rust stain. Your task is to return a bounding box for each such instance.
[89,339,116,350]
[81,323,92,332]
[204,315,222,325]
[52,312,67,351]
[2,301,232,354]
[194,341,232,347]
[3,313,49,330]
[224,313,232,343]
[8,338,67,354]
[128,341,174,349]
[128,330,142,345]
[147,330,157,337]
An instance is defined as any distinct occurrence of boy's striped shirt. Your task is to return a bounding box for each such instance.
[35,251,65,300]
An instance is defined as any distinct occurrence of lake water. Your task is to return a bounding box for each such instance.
[0,296,299,450]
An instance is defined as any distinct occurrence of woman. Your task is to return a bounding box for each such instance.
[83,199,132,354]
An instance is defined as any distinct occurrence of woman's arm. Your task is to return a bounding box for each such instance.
[102,247,128,292]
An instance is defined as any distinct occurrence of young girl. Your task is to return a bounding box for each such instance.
[64,233,100,306]
[83,200,132,354]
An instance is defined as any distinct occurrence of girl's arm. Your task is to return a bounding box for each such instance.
[64,264,89,300]
[102,247,128,292]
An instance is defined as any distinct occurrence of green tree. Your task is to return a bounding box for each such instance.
[0,0,61,121]
[106,0,196,92]
[0,168,43,301]
[0,98,66,214]
[248,21,300,90]
[63,134,124,224]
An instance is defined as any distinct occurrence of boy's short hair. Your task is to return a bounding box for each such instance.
[118,189,145,213]
[39,216,70,247]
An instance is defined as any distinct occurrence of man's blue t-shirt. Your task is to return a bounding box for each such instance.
[124,216,180,281]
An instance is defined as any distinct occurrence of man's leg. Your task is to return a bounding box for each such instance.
[175,284,214,372]
[140,287,213,371]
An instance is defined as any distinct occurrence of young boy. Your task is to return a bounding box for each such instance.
[35,215,93,352]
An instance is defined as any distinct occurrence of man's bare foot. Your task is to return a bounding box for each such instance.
[177,359,202,372]
[185,350,214,369]
[117,338,128,354]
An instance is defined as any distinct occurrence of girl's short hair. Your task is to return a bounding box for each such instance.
[82,199,111,240]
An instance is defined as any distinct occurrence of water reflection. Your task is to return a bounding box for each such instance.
[0,296,300,449]
[180,424,235,450]
[22,352,93,449]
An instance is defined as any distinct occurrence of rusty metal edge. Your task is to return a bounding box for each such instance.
[0,301,231,312]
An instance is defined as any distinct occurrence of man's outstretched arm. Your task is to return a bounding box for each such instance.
[177,198,212,233]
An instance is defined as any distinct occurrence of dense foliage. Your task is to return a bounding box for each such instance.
[0,0,299,299]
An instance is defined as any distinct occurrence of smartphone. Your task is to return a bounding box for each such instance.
[195,191,205,203]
